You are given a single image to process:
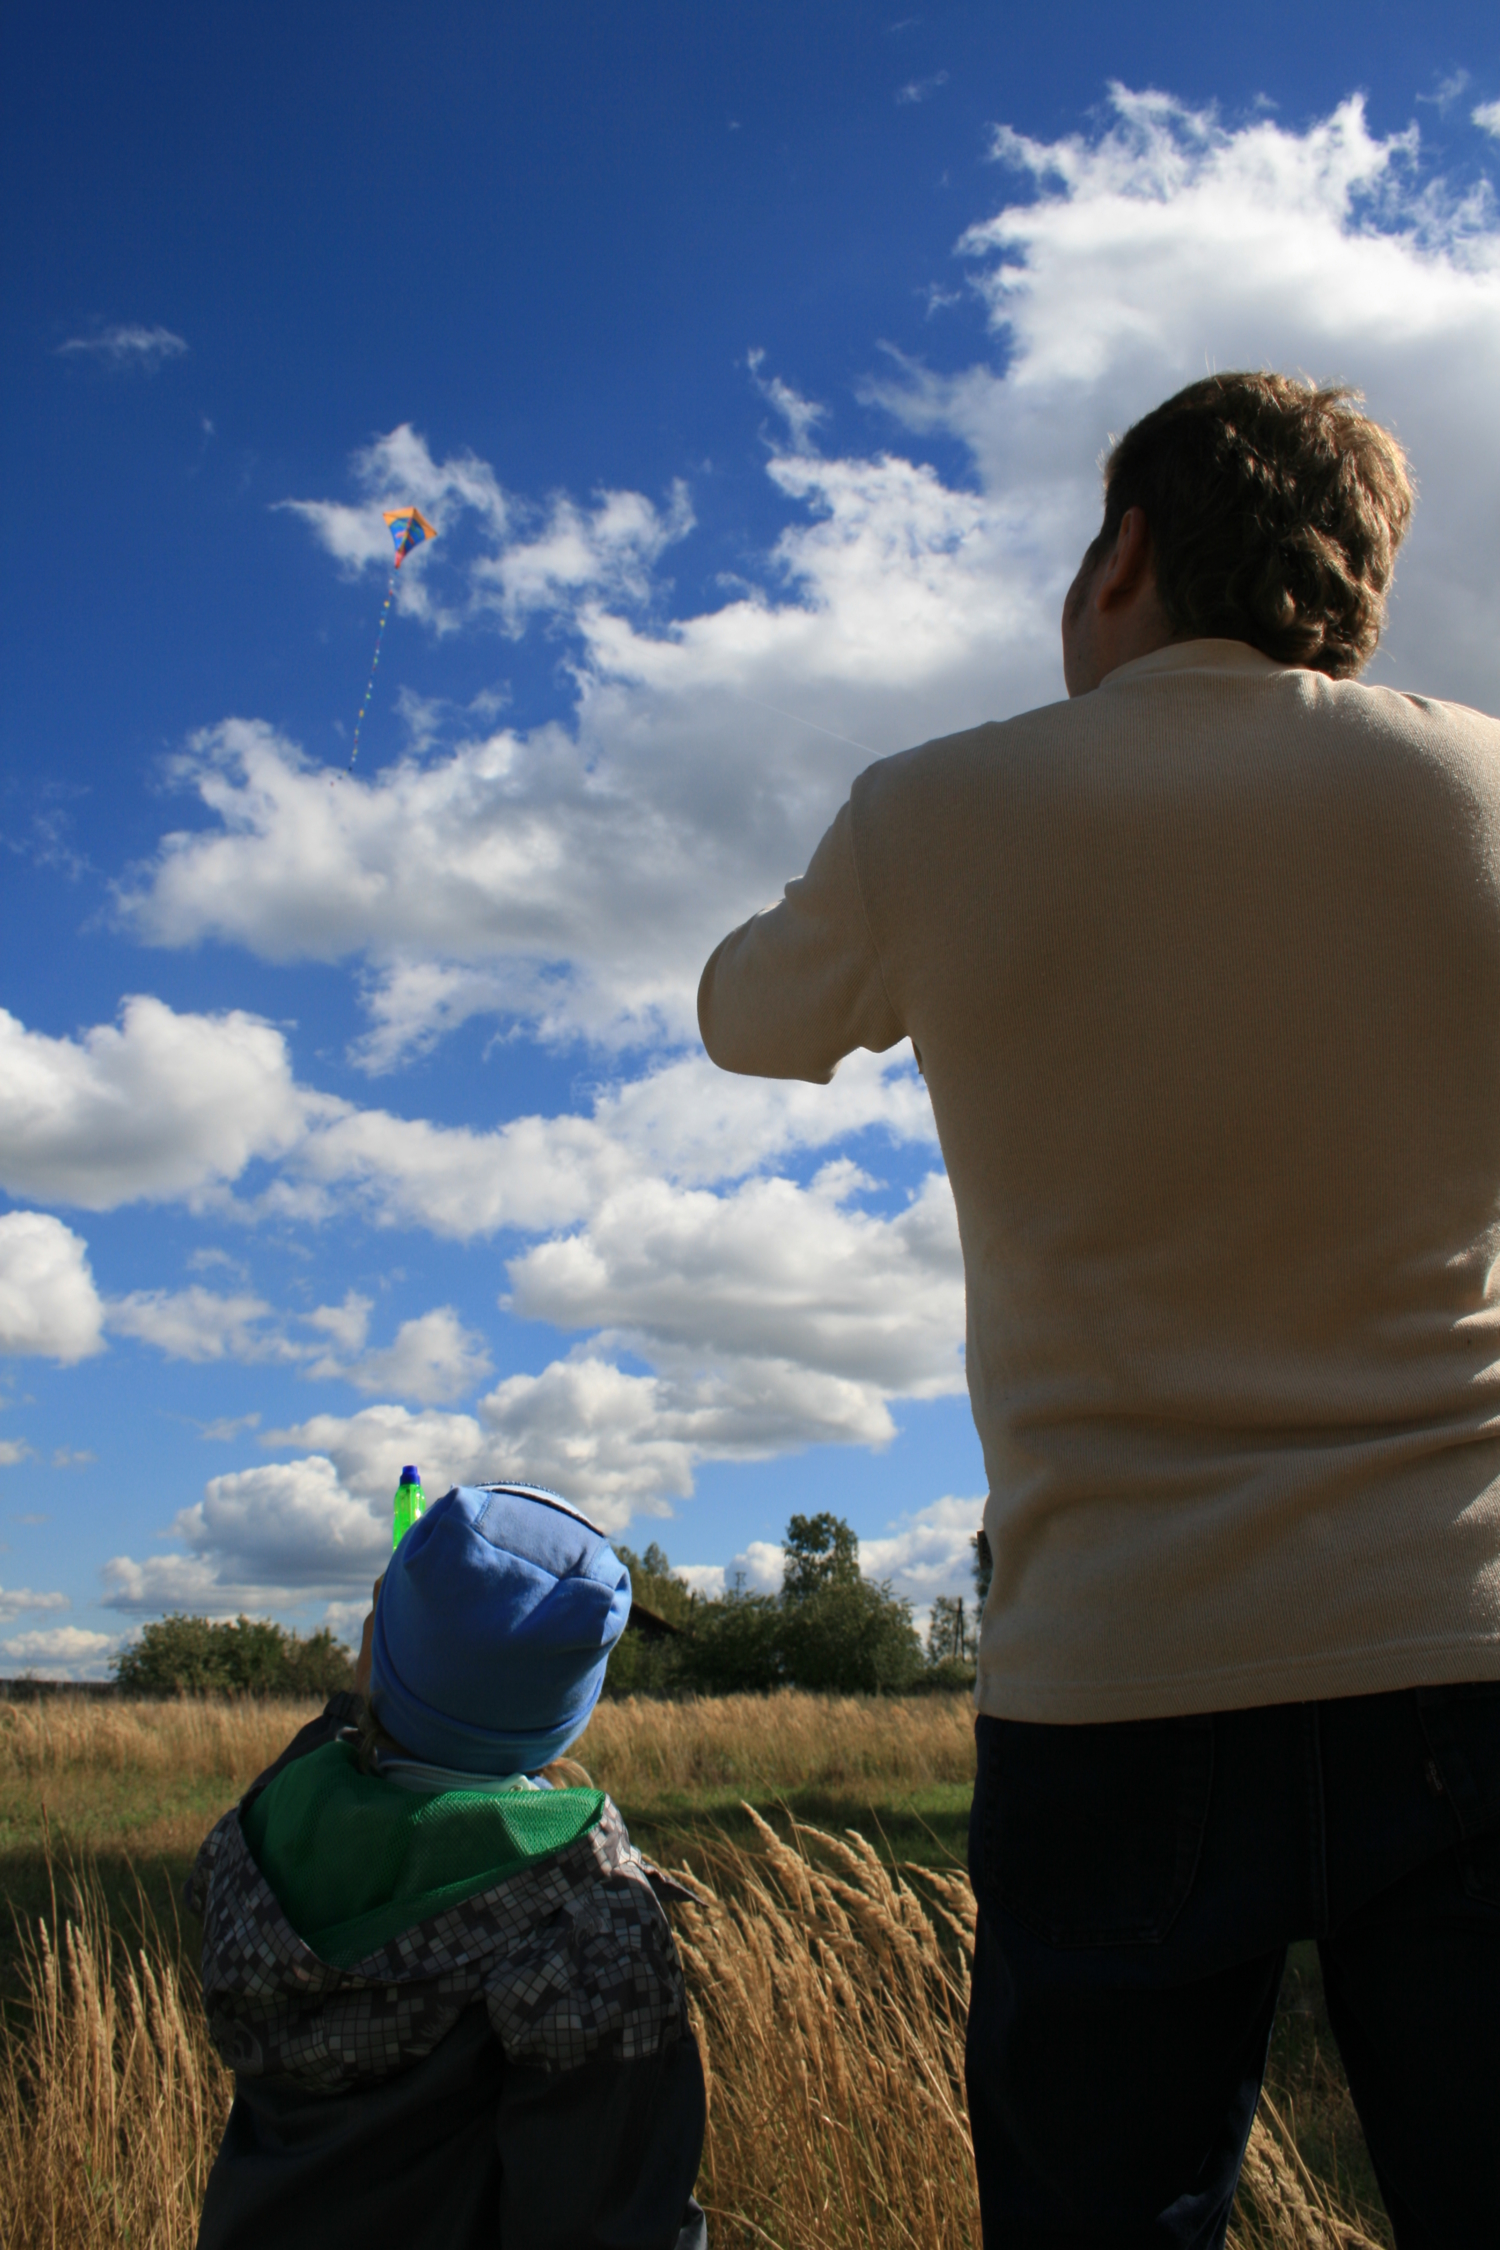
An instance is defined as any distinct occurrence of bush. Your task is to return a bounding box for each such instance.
[667,1516,924,1698]
[779,1578,923,1694]
[111,1614,354,1698]
[678,1592,784,1696]
[600,1623,690,1699]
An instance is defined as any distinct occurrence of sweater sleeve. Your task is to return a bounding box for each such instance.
[697,797,904,1083]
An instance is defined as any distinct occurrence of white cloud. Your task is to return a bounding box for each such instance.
[276,424,506,610]
[0,997,313,1210]
[1476,101,1500,139]
[116,436,1054,1059]
[321,1598,372,1650]
[106,1273,490,1405]
[100,1552,246,1614]
[0,1626,116,1675]
[58,324,187,370]
[473,482,694,631]
[889,86,1500,711]
[332,1307,493,1403]
[507,1164,964,1396]
[859,1493,986,1604]
[0,1442,30,1466]
[199,1413,263,1442]
[0,1584,69,1622]
[677,1539,786,1599]
[275,422,693,639]
[0,1211,105,1362]
[256,1404,490,1507]
[748,350,827,451]
[103,1456,389,1613]
[671,1563,726,1598]
[301,1291,372,1354]
[0,995,932,1240]
[107,1285,299,1364]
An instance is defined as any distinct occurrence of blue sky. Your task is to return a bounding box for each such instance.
[4,3,1500,1671]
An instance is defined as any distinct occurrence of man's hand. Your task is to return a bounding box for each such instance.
[352,1573,385,1699]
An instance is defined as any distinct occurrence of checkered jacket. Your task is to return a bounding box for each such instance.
[188,1733,691,2096]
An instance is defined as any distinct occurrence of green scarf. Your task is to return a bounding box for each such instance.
[242,1742,605,1968]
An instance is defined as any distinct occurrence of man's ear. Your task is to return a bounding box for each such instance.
[1095,507,1155,610]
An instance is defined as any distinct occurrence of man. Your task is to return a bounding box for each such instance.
[697,373,1500,2246]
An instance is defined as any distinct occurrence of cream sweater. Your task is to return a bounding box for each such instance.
[698,641,1500,1721]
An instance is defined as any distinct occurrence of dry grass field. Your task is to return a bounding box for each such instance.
[0,1694,1393,2248]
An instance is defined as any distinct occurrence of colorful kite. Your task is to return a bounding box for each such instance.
[346,507,438,773]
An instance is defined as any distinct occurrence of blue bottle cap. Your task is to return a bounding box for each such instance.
[399,1465,421,1485]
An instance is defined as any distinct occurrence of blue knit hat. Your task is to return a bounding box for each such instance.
[369,1483,631,1774]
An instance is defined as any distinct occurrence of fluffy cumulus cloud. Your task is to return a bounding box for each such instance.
[507,1164,963,1397]
[0,998,313,1210]
[102,1276,492,1406]
[860,1494,987,1605]
[0,1583,70,1622]
[0,991,933,1228]
[0,1626,117,1677]
[900,88,1500,710]
[0,1211,105,1362]
[107,1285,301,1365]
[335,1308,493,1402]
[103,1455,390,1613]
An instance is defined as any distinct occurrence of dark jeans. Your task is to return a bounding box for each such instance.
[966,1684,1500,2247]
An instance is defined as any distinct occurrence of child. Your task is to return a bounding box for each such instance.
[189,1482,708,2249]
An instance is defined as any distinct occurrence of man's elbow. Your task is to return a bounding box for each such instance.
[697,941,835,1085]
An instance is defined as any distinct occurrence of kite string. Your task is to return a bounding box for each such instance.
[348,565,399,772]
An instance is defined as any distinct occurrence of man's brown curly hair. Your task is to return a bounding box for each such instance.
[1091,373,1414,678]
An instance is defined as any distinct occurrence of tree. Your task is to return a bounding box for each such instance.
[112,1614,354,1697]
[927,1594,971,1665]
[782,1513,861,1602]
[608,1514,925,1700]
[614,1542,696,1631]
[601,1542,695,1697]
[779,1513,922,1693]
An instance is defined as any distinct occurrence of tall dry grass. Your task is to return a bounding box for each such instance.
[0,1812,1384,2249]
[0,1690,976,1807]
[575,1690,978,1800]
[0,1869,229,2249]
[0,1695,319,1788]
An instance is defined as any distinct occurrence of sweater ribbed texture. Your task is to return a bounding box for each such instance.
[698,641,1500,1721]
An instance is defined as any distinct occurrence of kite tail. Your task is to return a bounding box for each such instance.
[348,566,399,773]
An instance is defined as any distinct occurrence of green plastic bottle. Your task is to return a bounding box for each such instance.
[392,1464,426,1551]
